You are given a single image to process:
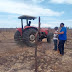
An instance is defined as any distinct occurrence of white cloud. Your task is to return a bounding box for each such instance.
[32,0,44,3]
[32,19,72,28]
[50,0,72,4]
[50,0,65,3]
[0,0,64,16]
[45,19,72,28]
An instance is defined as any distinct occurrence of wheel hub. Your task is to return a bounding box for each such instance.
[30,34,35,41]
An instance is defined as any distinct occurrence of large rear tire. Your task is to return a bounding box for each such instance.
[23,28,37,47]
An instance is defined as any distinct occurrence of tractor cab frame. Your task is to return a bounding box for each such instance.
[18,15,37,34]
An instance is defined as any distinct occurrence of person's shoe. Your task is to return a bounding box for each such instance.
[60,54,64,56]
[60,54,62,56]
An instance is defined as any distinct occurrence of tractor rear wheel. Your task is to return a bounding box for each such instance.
[23,28,37,47]
[14,31,22,43]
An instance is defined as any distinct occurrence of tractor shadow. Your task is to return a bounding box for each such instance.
[15,41,27,47]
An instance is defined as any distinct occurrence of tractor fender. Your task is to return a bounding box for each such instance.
[16,27,38,36]
[40,28,49,35]
[23,27,38,32]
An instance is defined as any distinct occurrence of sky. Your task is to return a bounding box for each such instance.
[0,0,72,28]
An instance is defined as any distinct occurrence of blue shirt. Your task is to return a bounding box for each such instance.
[59,27,67,40]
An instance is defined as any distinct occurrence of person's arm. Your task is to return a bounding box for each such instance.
[55,27,65,34]
[58,31,64,34]
[54,31,64,34]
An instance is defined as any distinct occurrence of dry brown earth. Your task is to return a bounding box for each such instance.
[0,29,72,72]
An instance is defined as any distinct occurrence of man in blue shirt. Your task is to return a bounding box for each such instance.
[55,23,67,56]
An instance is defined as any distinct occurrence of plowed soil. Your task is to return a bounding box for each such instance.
[0,30,72,72]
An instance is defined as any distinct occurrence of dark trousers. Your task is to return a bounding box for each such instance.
[53,40,57,50]
[58,40,66,55]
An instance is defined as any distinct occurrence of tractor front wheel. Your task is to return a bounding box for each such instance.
[47,32,53,43]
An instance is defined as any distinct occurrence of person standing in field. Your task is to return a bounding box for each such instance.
[53,27,58,51]
[54,23,67,56]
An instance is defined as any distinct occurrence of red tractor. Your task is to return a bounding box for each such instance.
[14,15,53,47]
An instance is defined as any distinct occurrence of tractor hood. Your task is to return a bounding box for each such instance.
[40,28,49,35]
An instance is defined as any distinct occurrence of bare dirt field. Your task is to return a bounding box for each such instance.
[0,29,72,72]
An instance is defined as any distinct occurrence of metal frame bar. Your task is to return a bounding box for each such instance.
[26,19,28,26]
[35,16,41,72]
[21,19,23,34]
